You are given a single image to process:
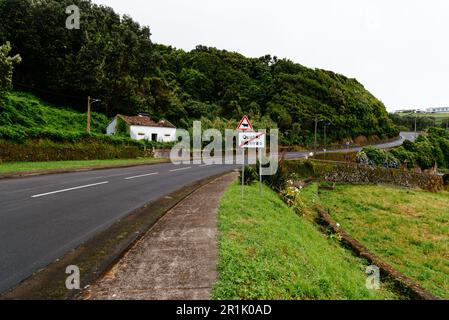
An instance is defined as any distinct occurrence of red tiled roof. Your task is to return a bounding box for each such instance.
[157,119,176,128]
[117,115,176,128]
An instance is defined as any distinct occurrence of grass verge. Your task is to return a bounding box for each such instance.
[0,158,168,174]
[318,184,449,299]
[213,181,402,300]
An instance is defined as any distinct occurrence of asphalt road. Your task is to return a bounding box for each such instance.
[0,132,416,293]
[285,131,417,159]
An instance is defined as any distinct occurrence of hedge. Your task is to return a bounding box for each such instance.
[0,139,144,162]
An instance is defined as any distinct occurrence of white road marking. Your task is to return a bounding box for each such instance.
[124,172,159,180]
[199,164,210,167]
[169,167,192,172]
[31,181,109,198]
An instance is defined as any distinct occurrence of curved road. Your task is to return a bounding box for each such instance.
[285,131,416,159]
[0,132,416,292]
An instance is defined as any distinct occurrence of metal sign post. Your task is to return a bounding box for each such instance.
[237,115,266,198]
[241,147,245,199]
[238,129,266,197]
[259,148,262,195]
[237,115,253,199]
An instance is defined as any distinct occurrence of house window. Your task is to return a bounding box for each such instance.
[165,134,170,137]
[138,133,145,136]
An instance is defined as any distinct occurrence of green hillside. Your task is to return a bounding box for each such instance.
[0,91,110,143]
[0,0,399,146]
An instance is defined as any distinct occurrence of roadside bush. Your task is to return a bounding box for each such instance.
[0,125,25,143]
[402,139,417,152]
[390,129,449,170]
[142,140,176,149]
[295,160,315,177]
[355,151,373,166]
[280,181,306,216]
[0,139,143,162]
[358,146,400,168]
[361,146,385,166]
[240,165,258,185]
[262,160,289,192]
[414,138,435,169]
[390,147,416,168]
[443,174,449,186]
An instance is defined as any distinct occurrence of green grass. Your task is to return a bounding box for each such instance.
[213,181,403,300]
[318,184,449,299]
[0,158,168,174]
[0,91,109,133]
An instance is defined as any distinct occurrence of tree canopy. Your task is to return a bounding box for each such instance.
[0,0,399,145]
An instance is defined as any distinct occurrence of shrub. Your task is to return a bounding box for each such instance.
[414,139,435,169]
[280,180,306,216]
[239,165,258,185]
[295,160,316,177]
[390,147,416,168]
[361,146,386,166]
[443,174,449,186]
[358,146,400,168]
[0,139,143,162]
[0,125,25,143]
[262,160,289,192]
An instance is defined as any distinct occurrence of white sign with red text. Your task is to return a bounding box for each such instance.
[239,132,265,149]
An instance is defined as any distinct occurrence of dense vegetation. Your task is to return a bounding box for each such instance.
[0,91,173,150]
[0,0,398,145]
[389,112,449,132]
[358,128,449,170]
[0,91,131,144]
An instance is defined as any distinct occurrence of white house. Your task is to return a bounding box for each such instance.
[106,114,177,142]
[426,107,449,113]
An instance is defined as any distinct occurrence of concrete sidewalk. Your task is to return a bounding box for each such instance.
[85,171,238,300]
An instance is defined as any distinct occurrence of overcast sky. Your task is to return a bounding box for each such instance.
[92,0,449,111]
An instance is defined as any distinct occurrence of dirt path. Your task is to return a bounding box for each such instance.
[85,171,238,300]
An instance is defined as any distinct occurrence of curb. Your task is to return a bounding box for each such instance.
[0,169,234,300]
[316,206,440,300]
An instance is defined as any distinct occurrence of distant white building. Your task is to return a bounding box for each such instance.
[426,107,449,113]
[106,114,177,142]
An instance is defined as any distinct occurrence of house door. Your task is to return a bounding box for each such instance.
[151,133,158,141]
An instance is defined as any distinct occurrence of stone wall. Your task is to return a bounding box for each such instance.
[286,160,444,192]
[324,163,443,192]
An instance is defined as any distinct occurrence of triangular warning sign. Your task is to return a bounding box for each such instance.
[237,115,253,131]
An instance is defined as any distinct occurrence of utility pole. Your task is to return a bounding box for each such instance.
[314,116,318,153]
[324,123,329,161]
[87,96,101,134]
[414,111,417,140]
[87,96,91,134]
